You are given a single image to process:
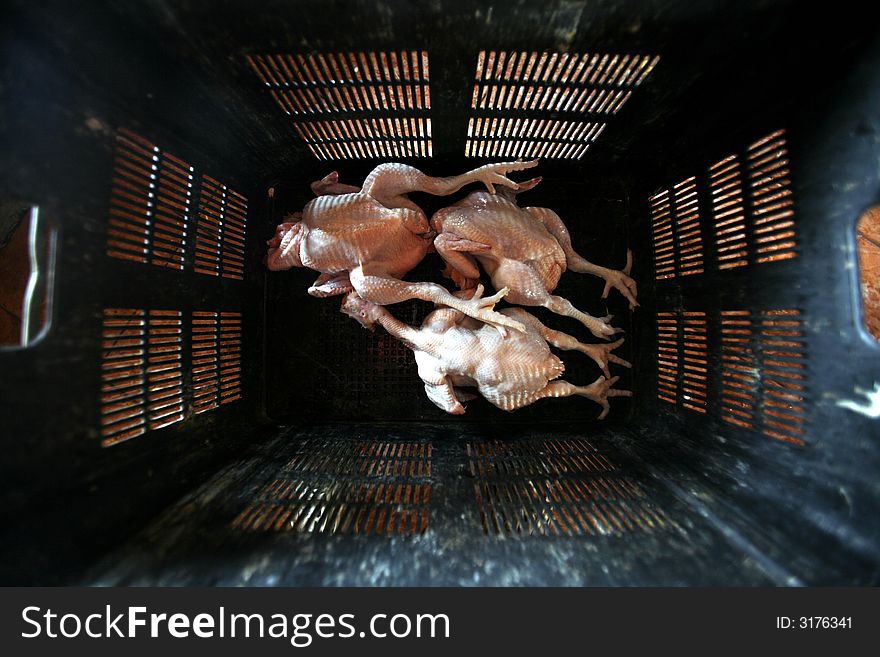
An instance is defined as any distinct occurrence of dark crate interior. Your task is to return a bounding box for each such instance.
[1,0,878,586]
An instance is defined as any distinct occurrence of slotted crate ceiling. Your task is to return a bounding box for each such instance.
[247,50,659,161]
[466,51,660,160]
[247,51,432,160]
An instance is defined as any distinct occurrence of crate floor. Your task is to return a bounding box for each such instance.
[85,423,779,586]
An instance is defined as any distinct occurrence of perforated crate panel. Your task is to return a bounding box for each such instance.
[232,438,433,536]
[467,439,672,536]
[85,424,782,586]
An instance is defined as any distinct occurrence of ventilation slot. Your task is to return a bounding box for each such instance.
[720,310,758,429]
[650,176,704,278]
[247,51,430,114]
[247,51,432,160]
[656,311,679,404]
[194,176,248,280]
[101,309,147,446]
[466,51,658,160]
[467,439,670,536]
[219,312,242,404]
[718,309,807,444]
[232,440,432,536]
[191,311,242,413]
[656,310,705,414]
[856,207,880,340]
[758,309,806,444]
[472,52,659,113]
[294,117,432,160]
[191,311,220,414]
[681,312,708,413]
[650,190,675,280]
[101,308,184,446]
[464,117,603,159]
[748,130,796,263]
[655,129,796,277]
[106,129,193,269]
[673,177,704,276]
[710,155,748,270]
[146,310,184,430]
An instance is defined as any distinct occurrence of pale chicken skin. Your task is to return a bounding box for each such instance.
[431,177,638,339]
[342,290,632,418]
[266,161,541,332]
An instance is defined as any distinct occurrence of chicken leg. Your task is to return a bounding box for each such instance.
[348,266,525,334]
[524,206,638,309]
[362,160,539,211]
[502,308,631,376]
[491,258,619,339]
[529,376,631,420]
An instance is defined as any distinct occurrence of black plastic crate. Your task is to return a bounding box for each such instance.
[0,0,878,585]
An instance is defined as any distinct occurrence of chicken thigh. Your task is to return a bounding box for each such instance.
[266,161,540,332]
[341,290,631,418]
[431,176,637,339]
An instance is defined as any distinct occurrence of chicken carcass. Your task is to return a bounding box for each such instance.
[341,290,632,418]
[266,161,541,333]
[431,176,637,339]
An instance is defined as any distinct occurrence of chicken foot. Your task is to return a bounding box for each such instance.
[525,206,638,309]
[530,376,632,420]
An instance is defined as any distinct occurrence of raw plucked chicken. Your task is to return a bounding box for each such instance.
[341,289,632,418]
[265,161,542,333]
[431,176,638,339]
